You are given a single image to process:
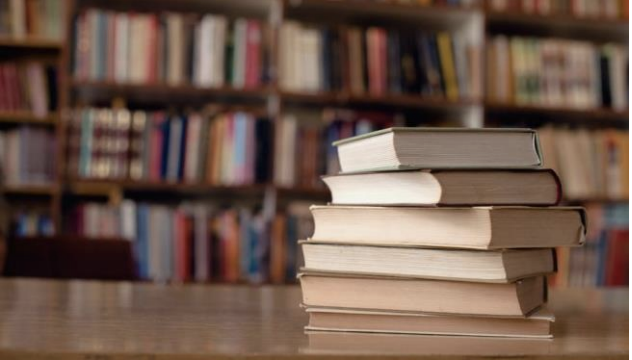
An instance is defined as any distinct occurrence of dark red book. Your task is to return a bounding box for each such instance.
[606,229,629,286]
[245,20,262,89]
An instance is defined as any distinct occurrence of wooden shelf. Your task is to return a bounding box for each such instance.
[71,80,272,105]
[67,179,269,196]
[276,185,330,198]
[3,184,58,196]
[564,197,629,204]
[485,11,628,42]
[284,0,480,25]
[485,102,629,124]
[0,37,63,50]
[281,90,480,111]
[0,112,58,126]
[65,179,334,199]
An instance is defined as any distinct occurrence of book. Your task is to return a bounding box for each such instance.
[68,107,272,185]
[299,272,546,316]
[301,242,555,282]
[486,36,628,110]
[310,205,585,249]
[0,61,57,116]
[305,306,554,338]
[305,330,553,356]
[323,169,561,206]
[334,128,542,173]
[66,200,312,283]
[73,9,268,88]
[537,127,628,200]
[0,126,55,186]
[279,23,475,98]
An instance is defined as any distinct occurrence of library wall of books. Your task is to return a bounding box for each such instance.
[0,0,628,286]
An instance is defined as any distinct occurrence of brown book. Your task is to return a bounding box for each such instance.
[305,306,554,338]
[269,214,287,284]
[301,242,555,282]
[310,205,585,250]
[299,272,546,316]
[323,169,561,206]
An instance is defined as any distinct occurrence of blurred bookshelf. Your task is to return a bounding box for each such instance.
[0,0,628,286]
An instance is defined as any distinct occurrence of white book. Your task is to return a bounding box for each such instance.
[206,16,216,87]
[301,28,321,91]
[9,0,25,38]
[114,13,129,83]
[120,200,137,241]
[194,15,213,87]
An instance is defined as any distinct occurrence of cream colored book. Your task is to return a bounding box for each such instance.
[334,127,542,173]
[301,241,555,282]
[322,169,561,206]
[305,330,553,356]
[310,205,585,249]
[300,272,545,317]
[305,306,554,338]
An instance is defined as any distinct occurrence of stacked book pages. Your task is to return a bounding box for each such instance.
[299,127,585,339]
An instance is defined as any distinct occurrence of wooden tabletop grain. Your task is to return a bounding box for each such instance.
[0,278,627,359]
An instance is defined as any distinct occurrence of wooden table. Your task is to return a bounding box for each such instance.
[0,278,627,359]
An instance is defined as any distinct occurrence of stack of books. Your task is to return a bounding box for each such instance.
[299,127,585,338]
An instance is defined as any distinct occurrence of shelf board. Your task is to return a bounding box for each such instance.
[67,179,268,195]
[66,179,334,199]
[485,11,628,42]
[276,185,330,198]
[71,80,272,105]
[3,184,58,196]
[281,90,480,111]
[0,112,58,126]
[485,102,629,124]
[284,0,480,26]
[0,37,63,50]
[564,197,629,204]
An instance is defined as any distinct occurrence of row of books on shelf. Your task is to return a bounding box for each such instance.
[0,0,64,40]
[275,109,396,188]
[0,126,56,186]
[279,22,481,99]
[73,9,271,88]
[539,127,628,200]
[0,61,58,117]
[551,203,628,287]
[67,107,273,185]
[10,210,54,237]
[489,0,627,19]
[64,201,314,283]
[486,36,628,110]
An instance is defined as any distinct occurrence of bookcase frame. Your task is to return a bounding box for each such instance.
[0,0,628,253]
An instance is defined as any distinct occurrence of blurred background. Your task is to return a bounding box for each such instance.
[0,0,627,288]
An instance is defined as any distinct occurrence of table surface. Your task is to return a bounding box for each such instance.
[0,278,627,359]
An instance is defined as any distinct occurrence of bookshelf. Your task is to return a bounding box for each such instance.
[1,0,628,286]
